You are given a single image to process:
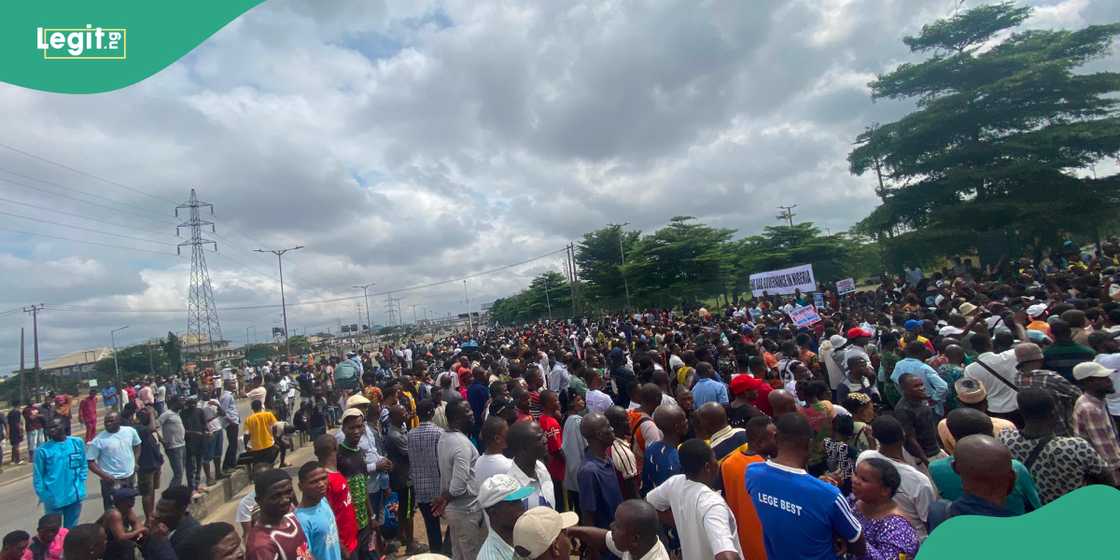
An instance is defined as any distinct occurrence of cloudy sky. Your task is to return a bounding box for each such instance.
[1,0,1116,369]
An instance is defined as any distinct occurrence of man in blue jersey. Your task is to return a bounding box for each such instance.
[746,413,864,560]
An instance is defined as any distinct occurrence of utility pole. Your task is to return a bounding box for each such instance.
[411,304,418,325]
[617,224,631,311]
[111,325,129,395]
[353,282,375,332]
[255,246,304,357]
[464,279,473,332]
[19,327,25,402]
[147,341,155,375]
[777,204,798,227]
[544,277,553,319]
[568,242,578,317]
[23,304,43,370]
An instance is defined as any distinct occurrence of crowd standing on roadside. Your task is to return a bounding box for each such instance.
[5,245,1120,559]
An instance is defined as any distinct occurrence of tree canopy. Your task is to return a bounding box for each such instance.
[490,218,877,324]
[849,2,1120,266]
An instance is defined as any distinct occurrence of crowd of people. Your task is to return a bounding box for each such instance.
[4,248,1120,560]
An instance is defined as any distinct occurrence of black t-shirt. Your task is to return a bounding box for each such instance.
[337,442,367,478]
[726,402,763,431]
[180,408,207,440]
[895,398,941,457]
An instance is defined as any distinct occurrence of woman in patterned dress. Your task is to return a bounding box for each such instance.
[849,457,921,560]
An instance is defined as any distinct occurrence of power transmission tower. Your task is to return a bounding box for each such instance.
[384,293,398,326]
[176,189,223,357]
[776,204,798,227]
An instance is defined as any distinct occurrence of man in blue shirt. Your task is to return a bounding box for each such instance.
[691,362,728,407]
[87,412,141,512]
[746,413,864,560]
[890,343,949,416]
[577,413,623,530]
[467,368,490,433]
[33,418,87,528]
[295,461,342,560]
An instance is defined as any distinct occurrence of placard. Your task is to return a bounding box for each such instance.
[787,305,822,327]
[836,277,856,295]
[749,264,816,296]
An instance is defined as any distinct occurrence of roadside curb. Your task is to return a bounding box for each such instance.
[192,431,312,521]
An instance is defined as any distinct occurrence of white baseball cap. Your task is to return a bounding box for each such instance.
[1072,362,1115,381]
[513,507,578,559]
[471,474,533,510]
[340,407,365,422]
[345,394,371,408]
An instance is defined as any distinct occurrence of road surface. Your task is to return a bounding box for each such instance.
[0,397,254,537]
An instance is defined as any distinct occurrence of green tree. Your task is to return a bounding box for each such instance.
[734,224,859,285]
[576,225,641,310]
[161,332,182,374]
[848,2,1120,267]
[243,343,279,364]
[623,217,735,308]
[96,342,167,383]
[287,335,311,354]
[490,271,572,324]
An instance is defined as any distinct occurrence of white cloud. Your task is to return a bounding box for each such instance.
[0,0,1115,366]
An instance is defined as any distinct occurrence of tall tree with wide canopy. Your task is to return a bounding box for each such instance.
[849,2,1120,267]
[576,224,641,309]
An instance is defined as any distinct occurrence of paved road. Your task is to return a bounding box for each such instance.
[0,398,254,537]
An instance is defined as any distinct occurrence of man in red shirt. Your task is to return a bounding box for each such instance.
[80,391,98,443]
[246,469,311,560]
[313,435,357,559]
[538,390,565,508]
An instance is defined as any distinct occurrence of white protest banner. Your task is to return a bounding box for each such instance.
[787,305,822,328]
[836,277,856,295]
[749,263,816,296]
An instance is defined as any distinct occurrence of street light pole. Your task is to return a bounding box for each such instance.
[111,325,129,400]
[256,246,304,358]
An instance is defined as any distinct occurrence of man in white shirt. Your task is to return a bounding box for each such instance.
[963,334,1021,421]
[507,421,556,510]
[645,439,742,560]
[547,354,570,394]
[567,499,671,560]
[473,417,514,493]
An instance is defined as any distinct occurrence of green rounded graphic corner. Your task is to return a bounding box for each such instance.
[0,1,266,94]
[918,485,1120,559]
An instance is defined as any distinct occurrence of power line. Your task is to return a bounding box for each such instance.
[0,142,180,206]
[0,156,273,253]
[0,166,174,219]
[0,195,172,237]
[45,246,572,314]
[0,170,281,273]
[0,226,178,256]
[0,209,177,246]
[0,174,175,228]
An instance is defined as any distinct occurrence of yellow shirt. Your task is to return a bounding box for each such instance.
[245,411,278,450]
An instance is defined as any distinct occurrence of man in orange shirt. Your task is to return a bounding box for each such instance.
[720,415,777,560]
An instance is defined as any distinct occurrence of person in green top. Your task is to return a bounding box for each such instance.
[878,333,902,408]
[1042,319,1096,382]
[928,408,1041,515]
[936,344,967,414]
